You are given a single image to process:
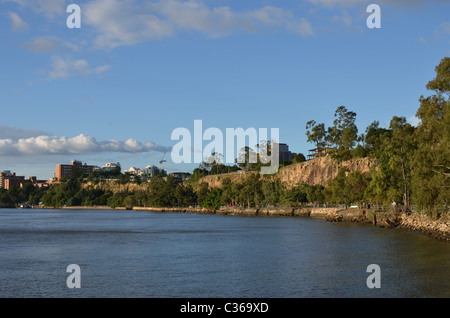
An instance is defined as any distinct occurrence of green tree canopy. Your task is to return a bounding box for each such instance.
[306,120,327,149]
[411,57,449,215]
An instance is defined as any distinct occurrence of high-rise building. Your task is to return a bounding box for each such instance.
[142,164,160,177]
[273,143,295,162]
[55,160,98,180]
[0,170,11,189]
[0,170,25,190]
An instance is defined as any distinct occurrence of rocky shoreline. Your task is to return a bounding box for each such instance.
[398,212,450,242]
[323,209,450,242]
[131,206,450,242]
[31,205,450,242]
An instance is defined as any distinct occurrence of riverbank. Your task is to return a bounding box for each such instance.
[320,208,449,242]
[133,206,450,242]
[33,205,450,242]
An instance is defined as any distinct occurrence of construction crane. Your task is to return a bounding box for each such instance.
[159,152,167,171]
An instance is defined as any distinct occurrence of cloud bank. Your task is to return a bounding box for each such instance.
[11,0,447,81]
[0,132,171,156]
[83,0,314,49]
[12,0,314,79]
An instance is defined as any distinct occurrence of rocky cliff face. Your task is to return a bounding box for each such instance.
[199,171,258,189]
[276,155,377,188]
[199,156,377,188]
[83,156,377,192]
[83,180,149,193]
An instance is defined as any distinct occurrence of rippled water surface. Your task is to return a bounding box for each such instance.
[0,208,448,297]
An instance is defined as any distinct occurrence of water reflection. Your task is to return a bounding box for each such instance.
[0,209,448,297]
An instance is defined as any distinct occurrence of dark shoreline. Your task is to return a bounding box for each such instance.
[6,205,450,242]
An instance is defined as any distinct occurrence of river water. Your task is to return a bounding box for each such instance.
[0,208,448,298]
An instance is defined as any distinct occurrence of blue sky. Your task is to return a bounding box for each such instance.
[0,0,449,179]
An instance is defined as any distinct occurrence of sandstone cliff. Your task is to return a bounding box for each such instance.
[82,156,377,192]
[199,155,377,189]
[82,180,150,193]
[277,155,376,188]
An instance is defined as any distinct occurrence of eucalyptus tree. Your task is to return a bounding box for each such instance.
[412,57,449,214]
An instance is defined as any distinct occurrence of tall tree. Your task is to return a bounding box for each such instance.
[411,57,449,215]
[326,106,359,161]
[385,116,416,208]
[305,120,327,149]
[241,173,262,208]
[236,146,257,171]
[364,120,390,157]
[426,57,450,96]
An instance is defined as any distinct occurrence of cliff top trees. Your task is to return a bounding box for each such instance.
[306,120,327,149]
[364,120,390,158]
[329,106,358,150]
[426,57,450,96]
[306,105,359,161]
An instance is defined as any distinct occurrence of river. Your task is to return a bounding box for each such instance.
[0,208,448,298]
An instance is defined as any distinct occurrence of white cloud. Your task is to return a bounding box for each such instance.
[47,56,111,80]
[156,1,314,37]
[22,36,79,53]
[5,0,315,50]
[83,0,314,49]
[84,0,174,49]
[2,0,65,18]
[152,2,305,37]
[7,11,28,32]
[0,133,171,156]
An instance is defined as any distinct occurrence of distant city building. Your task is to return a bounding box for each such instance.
[124,164,165,179]
[26,176,50,188]
[142,164,160,177]
[0,170,12,189]
[103,162,121,172]
[170,172,191,182]
[125,167,142,175]
[274,143,295,162]
[55,160,97,180]
[0,170,24,190]
[0,171,48,190]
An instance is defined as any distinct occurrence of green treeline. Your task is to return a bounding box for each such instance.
[304,57,449,215]
[0,183,47,207]
[1,58,448,217]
